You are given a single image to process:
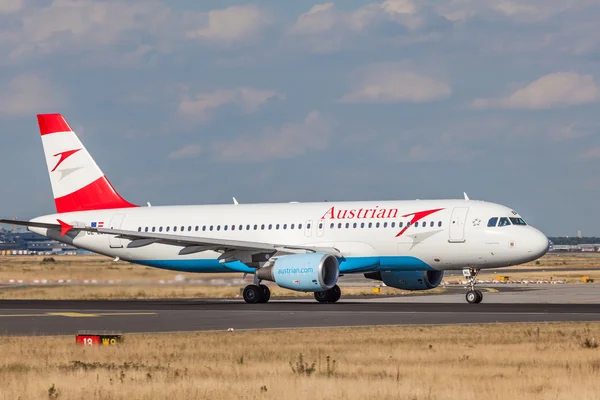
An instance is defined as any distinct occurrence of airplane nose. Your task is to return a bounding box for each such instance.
[529,228,549,259]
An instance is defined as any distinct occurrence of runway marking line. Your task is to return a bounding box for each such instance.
[0,312,156,318]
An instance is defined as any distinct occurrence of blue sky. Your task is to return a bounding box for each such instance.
[1,0,600,236]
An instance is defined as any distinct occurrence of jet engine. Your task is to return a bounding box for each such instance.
[256,252,339,292]
[364,270,444,290]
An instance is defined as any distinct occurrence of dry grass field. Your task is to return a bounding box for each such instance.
[1,323,600,399]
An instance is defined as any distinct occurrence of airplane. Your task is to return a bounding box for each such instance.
[0,114,549,304]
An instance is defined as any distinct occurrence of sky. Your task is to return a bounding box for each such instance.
[1,0,600,237]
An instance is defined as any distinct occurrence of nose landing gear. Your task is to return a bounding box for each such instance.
[463,267,483,304]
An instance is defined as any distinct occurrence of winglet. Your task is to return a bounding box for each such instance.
[233,197,239,205]
[57,219,73,236]
[463,192,470,201]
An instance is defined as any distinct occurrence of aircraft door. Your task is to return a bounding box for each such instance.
[304,220,313,237]
[108,213,126,248]
[449,207,469,243]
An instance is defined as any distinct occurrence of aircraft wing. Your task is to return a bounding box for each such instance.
[0,219,342,261]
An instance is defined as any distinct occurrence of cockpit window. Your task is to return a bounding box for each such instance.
[509,217,527,226]
[487,217,498,227]
[498,217,511,227]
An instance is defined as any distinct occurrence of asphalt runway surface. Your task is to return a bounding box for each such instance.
[1,284,600,336]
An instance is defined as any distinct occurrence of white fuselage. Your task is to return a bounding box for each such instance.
[30,199,549,274]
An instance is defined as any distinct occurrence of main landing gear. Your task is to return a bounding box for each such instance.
[243,284,271,304]
[314,285,341,303]
[463,267,483,304]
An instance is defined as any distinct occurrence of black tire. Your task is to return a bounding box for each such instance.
[258,284,271,303]
[243,285,262,304]
[314,290,330,303]
[328,285,341,303]
[466,290,478,304]
[474,289,483,304]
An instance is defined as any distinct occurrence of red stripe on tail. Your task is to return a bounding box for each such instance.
[54,176,138,213]
[37,114,73,135]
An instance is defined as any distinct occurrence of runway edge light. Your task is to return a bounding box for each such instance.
[76,330,123,346]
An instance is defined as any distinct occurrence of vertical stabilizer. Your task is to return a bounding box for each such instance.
[37,114,138,213]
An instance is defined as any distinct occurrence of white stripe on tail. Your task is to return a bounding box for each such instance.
[37,114,137,213]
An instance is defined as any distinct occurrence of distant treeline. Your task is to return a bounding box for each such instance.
[549,237,600,245]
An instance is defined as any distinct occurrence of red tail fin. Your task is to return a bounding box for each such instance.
[37,114,138,213]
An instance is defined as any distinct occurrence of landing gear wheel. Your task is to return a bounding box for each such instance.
[314,290,329,303]
[465,290,483,304]
[258,284,271,303]
[463,267,482,304]
[314,285,341,303]
[329,285,341,303]
[243,284,262,304]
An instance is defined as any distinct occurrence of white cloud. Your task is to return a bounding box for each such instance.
[178,87,283,124]
[287,1,424,52]
[472,72,599,109]
[0,0,171,59]
[581,146,600,160]
[0,0,23,14]
[169,144,202,160]
[0,74,66,116]
[437,0,598,22]
[340,64,451,104]
[212,111,332,162]
[186,5,270,44]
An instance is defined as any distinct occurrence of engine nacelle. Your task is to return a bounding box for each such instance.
[364,270,444,290]
[256,253,339,292]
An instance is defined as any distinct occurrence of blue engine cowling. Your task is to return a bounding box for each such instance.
[364,270,444,290]
[256,253,339,292]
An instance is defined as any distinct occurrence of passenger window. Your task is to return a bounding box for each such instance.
[376,222,380,228]
[217,225,221,231]
[299,224,303,229]
[438,221,442,227]
[174,226,177,232]
[188,226,192,231]
[224,225,228,231]
[291,224,295,229]
[159,227,163,232]
[268,224,272,230]
[152,227,156,232]
[498,217,511,227]
[283,224,287,230]
[487,217,498,227]
[254,225,258,230]
[195,226,199,231]
[391,222,395,228]
[180,226,184,231]
[338,223,342,229]
[368,222,372,228]
[345,223,350,228]
[276,224,280,230]
[361,223,365,228]
[203,226,206,231]
[383,222,388,228]
[210,226,214,231]
[145,227,148,232]
[399,222,403,228]
[137,227,141,232]
[246,225,250,230]
[330,223,334,229]
[307,223,311,229]
[353,223,357,228]
[166,227,170,232]
[415,222,419,228]
[430,221,434,227]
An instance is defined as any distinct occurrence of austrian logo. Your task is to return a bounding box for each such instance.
[321,206,445,237]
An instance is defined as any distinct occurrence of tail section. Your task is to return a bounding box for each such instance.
[37,114,138,214]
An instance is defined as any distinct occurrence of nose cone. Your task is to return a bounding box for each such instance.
[528,228,549,260]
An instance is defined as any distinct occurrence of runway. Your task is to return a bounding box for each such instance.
[1,286,600,336]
